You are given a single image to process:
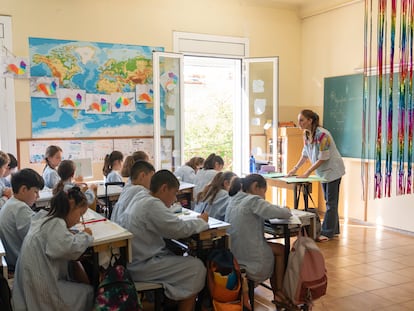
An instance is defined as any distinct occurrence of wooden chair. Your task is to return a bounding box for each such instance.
[134,281,163,311]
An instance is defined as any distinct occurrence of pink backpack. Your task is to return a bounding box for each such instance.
[283,229,327,306]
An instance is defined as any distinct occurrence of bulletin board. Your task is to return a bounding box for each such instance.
[17,136,173,180]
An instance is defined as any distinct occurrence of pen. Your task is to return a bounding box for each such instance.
[81,215,87,230]
[83,218,107,225]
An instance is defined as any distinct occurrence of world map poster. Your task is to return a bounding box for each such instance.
[29,37,164,138]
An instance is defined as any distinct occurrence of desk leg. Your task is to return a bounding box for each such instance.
[92,252,100,290]
[293,184,299,209]
[283,224,290,271]
[303,184,309,211]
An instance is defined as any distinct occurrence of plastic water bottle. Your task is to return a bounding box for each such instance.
[249,155,256,173]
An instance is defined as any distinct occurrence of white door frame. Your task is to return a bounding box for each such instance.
[0,15,16,154]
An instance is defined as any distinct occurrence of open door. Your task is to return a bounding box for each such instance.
[241,57,279,174]
[152,52,184,171]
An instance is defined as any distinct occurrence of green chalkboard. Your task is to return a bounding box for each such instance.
[323,74,364,158]
[323,73,400,160]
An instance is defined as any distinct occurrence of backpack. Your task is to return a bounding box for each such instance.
[306,207,322,240]
[94,255,142,311]
[283,228,327,306]
[205,249,251,311]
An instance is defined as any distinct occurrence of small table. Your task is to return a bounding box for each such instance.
[263,173,325,210]
[177,182,195,208]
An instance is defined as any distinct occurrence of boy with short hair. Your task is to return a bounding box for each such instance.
[0,168,45,269]
[111,160,155,224]
[120,170,209,311]
[0,151,12,209]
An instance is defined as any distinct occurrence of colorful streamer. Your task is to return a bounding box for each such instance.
[407,0,414,194]
[375,0,387,198]
[397,0,409,195]
[385,0,396,197]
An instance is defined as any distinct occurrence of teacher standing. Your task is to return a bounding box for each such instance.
[287,109,345,242]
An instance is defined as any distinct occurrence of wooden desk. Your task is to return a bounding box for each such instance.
[263,173,325,210]
[36,184,123,208]
[75,209,133,288]
[169,208,230,260]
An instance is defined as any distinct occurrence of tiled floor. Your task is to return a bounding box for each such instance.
[254,220,414,311]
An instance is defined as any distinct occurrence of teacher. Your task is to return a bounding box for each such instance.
[287,109,345,242]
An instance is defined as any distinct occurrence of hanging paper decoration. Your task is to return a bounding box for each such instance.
[407,0,414,194]
[397,0,409,195]
[374,0,387,198]
[385,0,396,197]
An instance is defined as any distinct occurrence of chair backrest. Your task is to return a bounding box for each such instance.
[104,182,125,218]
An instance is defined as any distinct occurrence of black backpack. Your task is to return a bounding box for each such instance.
[93,255,142,311]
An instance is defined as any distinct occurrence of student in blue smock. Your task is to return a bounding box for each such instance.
[193,153,224,198]
[12,187,94,311]
[0,151,12,209]
[174,156,204,183]
[42,145,63,189]
[287,109,345,242]
[53,159,97,206]
[121,150,150,185]
[103,150,124,183]
[0,168,44,270]
[194,171,237,220]
[120,170,209,311]
[1,152,18,188]
[111,160,155,224]
[225,174,298,311]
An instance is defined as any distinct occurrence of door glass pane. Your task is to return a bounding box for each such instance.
[243,58,278,174]
[153,53,183,171]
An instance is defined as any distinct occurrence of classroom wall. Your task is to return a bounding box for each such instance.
[301,1,414,233]
[2,0,305,139]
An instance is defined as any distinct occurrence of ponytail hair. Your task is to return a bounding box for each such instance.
[229,174,267,196]
[300,109,320,142]
[203,153,224,170]
[43,186,87,227]
[53,160,76,195]
[103,150,124,177]
[197,171,236,204]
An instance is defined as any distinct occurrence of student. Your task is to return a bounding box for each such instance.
[121,150,150,183]
[0,151,12,209]
[103,150,124,183]
[1,153,18,188]
[224,174,297,310]
[0,168,44,269]
[193,153,224,198]
[194,171,237,220]
[53,159,97,206]
[12,187,94,311]
[43,145,63,189]
[120,170,209,311]
[174,156,205,183]
[111,160,155,224]
[287,109,345,242]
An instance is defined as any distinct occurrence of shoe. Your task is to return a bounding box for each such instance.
[316,235,330,242]
[272,291,300,311]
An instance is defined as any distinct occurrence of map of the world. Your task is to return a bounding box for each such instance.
[29,37,163,137]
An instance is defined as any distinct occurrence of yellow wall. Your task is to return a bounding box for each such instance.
[2,0,303,138]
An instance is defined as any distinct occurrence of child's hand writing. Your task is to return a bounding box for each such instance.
[83,227,93,236]
[198,212,209,222]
